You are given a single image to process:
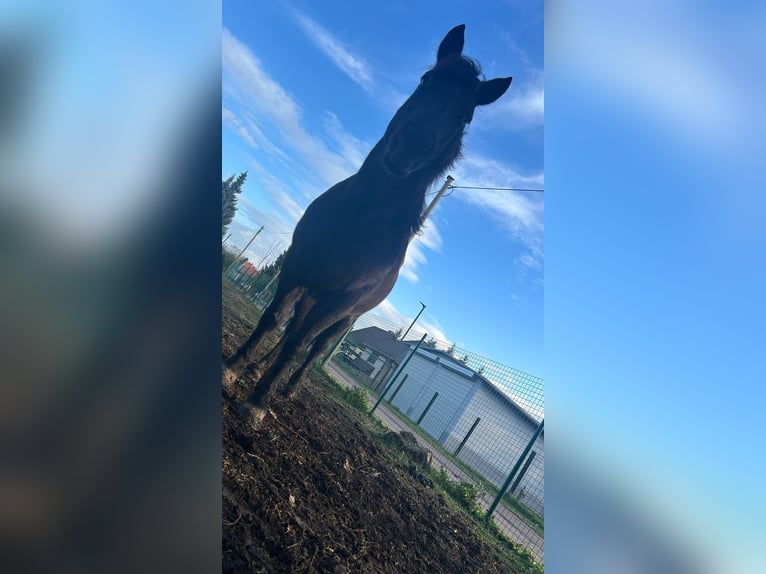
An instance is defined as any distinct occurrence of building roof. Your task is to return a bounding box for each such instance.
[347,326,543,433]
[346,326,410,362]
[403,341,543,431]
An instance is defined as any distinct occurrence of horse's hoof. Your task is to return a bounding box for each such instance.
[238,401,269,430]
[222,367,239,389]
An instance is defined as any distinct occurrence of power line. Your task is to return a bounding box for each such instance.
[261,228,294,235]
[449,185,544,192]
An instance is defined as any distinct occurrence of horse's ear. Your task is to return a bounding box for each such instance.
[476,77,512,106]
[437,24,465,61]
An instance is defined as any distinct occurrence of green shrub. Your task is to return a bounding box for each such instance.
[432,466,484,517]
[340,385,369,412]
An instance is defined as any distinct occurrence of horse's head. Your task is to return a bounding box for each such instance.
[381,24,512,178]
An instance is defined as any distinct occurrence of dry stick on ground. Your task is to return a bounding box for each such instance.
[270,414,311,446]
[222,512,242,527]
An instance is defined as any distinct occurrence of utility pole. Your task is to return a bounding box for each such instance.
[233,226,264,262]
[421,175,454,223]
[400,301,426,341]
[225,226,264,278]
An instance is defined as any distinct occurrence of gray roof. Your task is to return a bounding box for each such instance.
[346,326,410,362]
[403,341,543,431]
[349,327,543,433]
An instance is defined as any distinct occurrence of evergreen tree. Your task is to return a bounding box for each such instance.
[222,171,247,236]
[260,250,286,277]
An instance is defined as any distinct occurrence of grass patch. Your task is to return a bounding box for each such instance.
[432,466,485,516]
[337,384,370,412]
[428,465,543,574]
[330,356,376,389]
[222,277,263,327]
[347,375,544,537]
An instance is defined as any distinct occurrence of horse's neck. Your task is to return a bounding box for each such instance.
[346,168,426,206]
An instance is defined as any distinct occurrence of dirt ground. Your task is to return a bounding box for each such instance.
[222,287,539,573]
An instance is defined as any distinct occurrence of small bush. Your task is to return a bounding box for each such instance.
[432,466,484,517]
[340,386,370,412]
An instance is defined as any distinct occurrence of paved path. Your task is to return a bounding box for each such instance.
[325,362,544,564]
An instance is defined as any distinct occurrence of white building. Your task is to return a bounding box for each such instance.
[341,327,544,515]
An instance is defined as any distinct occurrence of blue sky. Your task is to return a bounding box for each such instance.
[222,0,544,377]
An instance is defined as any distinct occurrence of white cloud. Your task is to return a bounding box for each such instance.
[228,189,294,267]
[400,219,443,283]
[222,27,361,190]
[321,111,371,172]
[451,153,545,273]
[361,298,450,344]
[478,78,544,131]
[497,83,544,127]
[267,185,304,224]
[222,105,257,147]
[292,11,375,93]
[222,27,543,285]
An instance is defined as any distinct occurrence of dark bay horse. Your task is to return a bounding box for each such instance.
[224,24,512,427]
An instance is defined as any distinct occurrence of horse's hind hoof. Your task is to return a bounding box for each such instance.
[222,367,239,390]
[238,401,269,430]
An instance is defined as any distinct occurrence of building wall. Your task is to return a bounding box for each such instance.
[359,349,386,380]
[386,349,545,515]
[388,354,473,430]
[447,385,545,515]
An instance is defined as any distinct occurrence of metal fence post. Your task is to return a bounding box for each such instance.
[485,419,544,521]
[369,333,427,415]
[454,417,481,456]
[388,374,409,402]
[416,392,439,424]
[511,451,537,494]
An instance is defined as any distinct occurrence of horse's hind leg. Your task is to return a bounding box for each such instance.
[239,333,307,428]
[238,298,355,429]
[279,317,354,399]
[223,285,304,389]
[249,292,317,381]
[238,316,350,429]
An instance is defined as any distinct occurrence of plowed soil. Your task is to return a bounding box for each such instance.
[222,285,538,573]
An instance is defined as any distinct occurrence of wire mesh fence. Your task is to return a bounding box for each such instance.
[222,260,278,308]
[329,311,545,562]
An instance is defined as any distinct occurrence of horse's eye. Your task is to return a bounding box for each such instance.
[420,74,431,86]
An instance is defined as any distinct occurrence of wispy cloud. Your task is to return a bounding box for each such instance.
[292,10,375,93]
[223,26,543,282]
[400,219,443,283]
[222,105,257,147]
[477,74,544,131]
[452,153,544,274]
[228,193,292,266]
[222,27,361,191]
[497,82,544,127]
[363,298,450,344]
[321,111,371,176]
